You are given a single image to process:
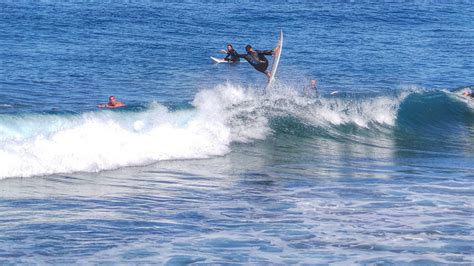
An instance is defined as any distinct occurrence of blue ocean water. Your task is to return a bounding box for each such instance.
[0,1,473,264]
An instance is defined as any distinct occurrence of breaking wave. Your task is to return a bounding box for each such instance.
[0,83,472,178]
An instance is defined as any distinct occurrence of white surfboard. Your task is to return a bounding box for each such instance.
[210,56,241,64]
[266,30,283,89]
[210,56,228,63]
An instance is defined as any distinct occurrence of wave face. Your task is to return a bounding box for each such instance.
[0,83,472,178]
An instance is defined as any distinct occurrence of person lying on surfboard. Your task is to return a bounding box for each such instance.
[97,96,125,108]
[237,44,278,80]
[220,43,240,62]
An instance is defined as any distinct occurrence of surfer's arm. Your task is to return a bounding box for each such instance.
[235,53,247,59]
[256,49,273,56]
[219,49,227,54]
[224,53,231,61]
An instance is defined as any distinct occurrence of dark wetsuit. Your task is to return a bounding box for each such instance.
[224,50,240,62]
[238,50,273,73]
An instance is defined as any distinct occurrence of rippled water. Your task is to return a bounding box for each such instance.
[1,145,472,264]
[0,1,473,264]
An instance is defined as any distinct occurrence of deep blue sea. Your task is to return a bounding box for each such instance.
[0,1,473,264]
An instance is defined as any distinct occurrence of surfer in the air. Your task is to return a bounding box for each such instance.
[237,44,279,80]
[221,43,240,62]
[97,96,125,108]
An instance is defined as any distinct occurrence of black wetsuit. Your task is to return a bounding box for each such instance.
[238,50,273,73]
[224,50,240,62]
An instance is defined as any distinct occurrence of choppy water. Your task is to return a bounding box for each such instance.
[0,1,473,264]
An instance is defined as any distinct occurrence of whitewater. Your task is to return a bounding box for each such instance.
[1,83,472,179]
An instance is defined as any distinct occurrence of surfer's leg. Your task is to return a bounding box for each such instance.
[255,66,271,80]
[255,61,269,73]
[261,61,270,79]
[265,71,271,79]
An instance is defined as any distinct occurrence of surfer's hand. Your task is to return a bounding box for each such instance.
[272,47,279,56]
[219,49,227,54]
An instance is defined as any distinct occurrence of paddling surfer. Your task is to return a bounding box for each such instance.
[97,96,125,108]
[463,91,474,99]
[304,79,318,96]
[221,44,240,62]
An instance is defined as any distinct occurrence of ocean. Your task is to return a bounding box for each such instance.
[0,1,473,264]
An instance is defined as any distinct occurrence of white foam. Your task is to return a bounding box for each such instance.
[0,83,408,178]
[307,94,404,128]
[0,107,219,178]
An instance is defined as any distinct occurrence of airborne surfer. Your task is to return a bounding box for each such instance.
[237,44,279,80]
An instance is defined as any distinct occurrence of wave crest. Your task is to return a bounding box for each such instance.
[1,83,471,178]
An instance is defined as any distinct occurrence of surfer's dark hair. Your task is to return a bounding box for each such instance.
[245,44,252,52]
